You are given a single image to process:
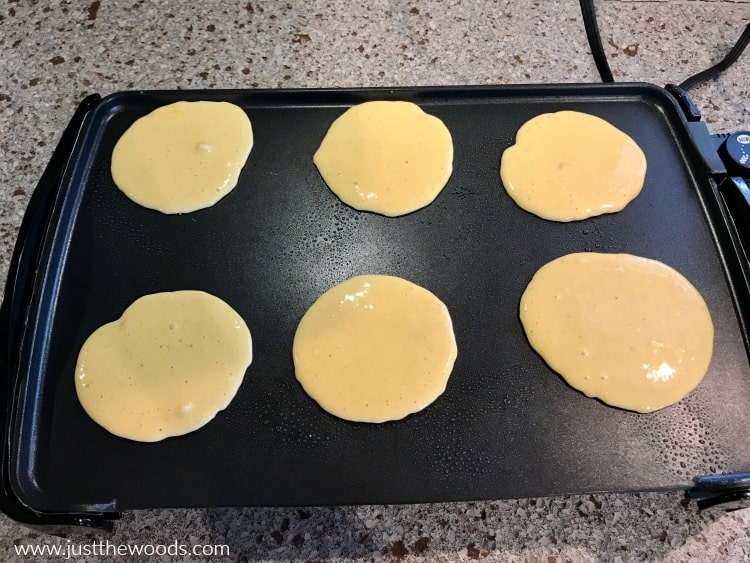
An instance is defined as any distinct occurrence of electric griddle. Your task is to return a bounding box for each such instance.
[1,84,749,532]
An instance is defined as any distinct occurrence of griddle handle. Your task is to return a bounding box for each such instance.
[688,472,750,511]
[665,84,702,122]
[718,177,750,261]
[0,94,118,531]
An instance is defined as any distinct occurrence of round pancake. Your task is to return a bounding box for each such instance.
[313,101,453,217]
[520,253,713,412]
[500,111,646,221]
[111,101,253,213]
[293,275,457,422]
[76,290,252,441]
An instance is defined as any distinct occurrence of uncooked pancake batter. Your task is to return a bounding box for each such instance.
[293,275,457,422]
[500,111,646,221]
[76,291,252,441]
[313,101,453,217]
[520,253,713,412]
[111,101,253,213]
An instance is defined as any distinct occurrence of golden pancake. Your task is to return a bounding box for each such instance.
[76,290,252,441]
[293,275,457,422]
[313,101,453,217]
[500,111,646,221]
[111,101,253,213]
[520,253,713,412]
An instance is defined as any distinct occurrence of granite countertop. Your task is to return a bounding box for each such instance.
[1,1,749,561]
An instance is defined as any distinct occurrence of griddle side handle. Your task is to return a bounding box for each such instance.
[719,177,750,263]
[665,84,702,122]
[686,120,750,358]
[0,94,118,531]
[688,472,750,511]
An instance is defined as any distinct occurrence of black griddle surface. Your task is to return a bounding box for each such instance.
[11,85,750,513]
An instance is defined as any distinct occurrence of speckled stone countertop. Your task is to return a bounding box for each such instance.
[1,1,749,561]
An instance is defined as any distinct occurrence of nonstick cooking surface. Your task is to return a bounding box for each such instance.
[10,85,750,513]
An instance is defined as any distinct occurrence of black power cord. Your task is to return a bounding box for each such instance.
[680,22,750,91]
[578,0,749,89]
[578,0,613,82]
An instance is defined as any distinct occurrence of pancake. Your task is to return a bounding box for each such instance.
[293,275,457,422]
[75,290,252,441]
[313,101,453,217]
[520,252,713,412]
[500,111,646,221]
[111,101,253,213]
